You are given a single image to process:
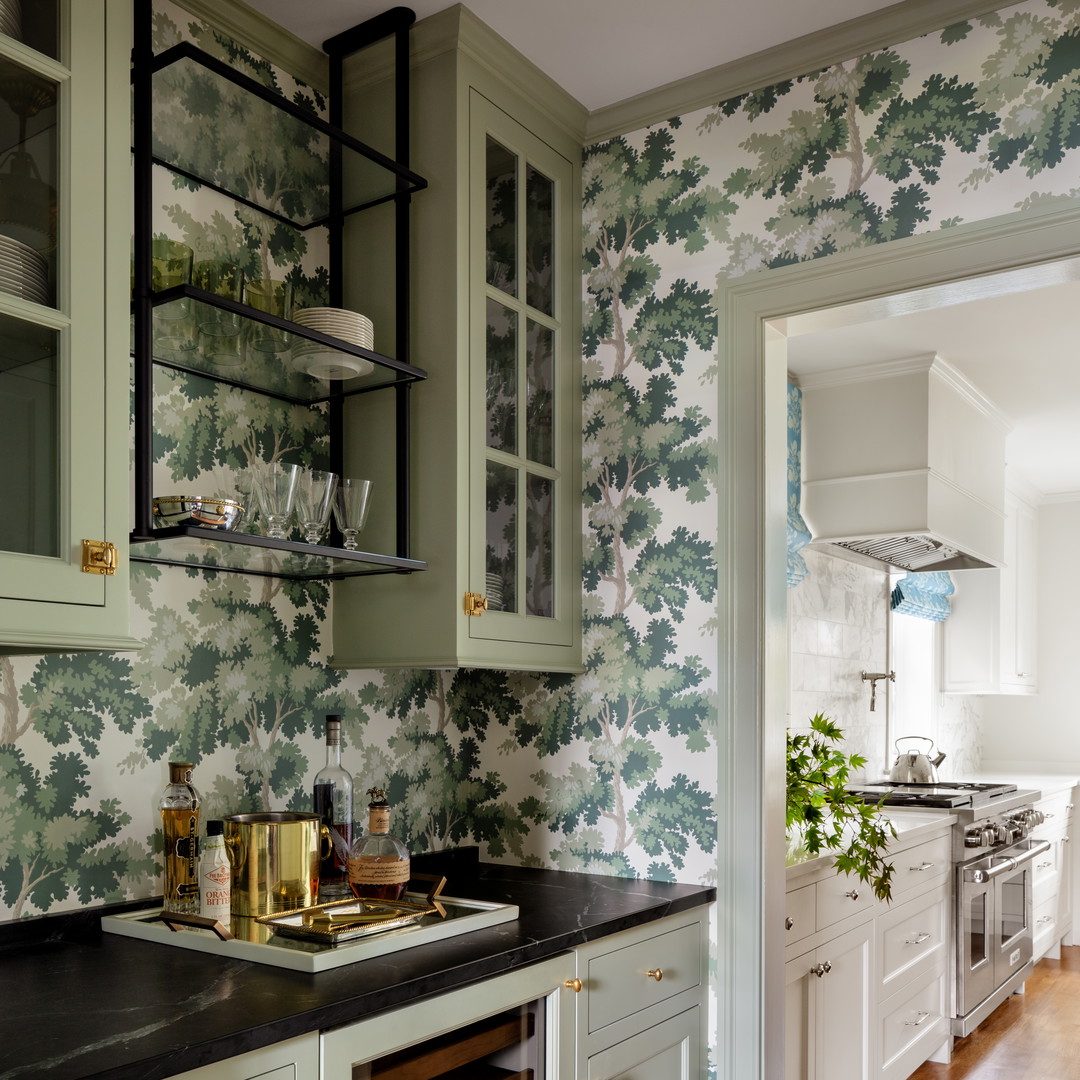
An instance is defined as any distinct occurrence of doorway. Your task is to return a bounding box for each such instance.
[715,201,1080,1080]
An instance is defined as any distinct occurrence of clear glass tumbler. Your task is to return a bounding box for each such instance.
[333,478,373,550]
[254,461,302,540]
[295,468,339,544]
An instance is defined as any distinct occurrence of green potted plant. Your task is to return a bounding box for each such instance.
[787,714,897,901]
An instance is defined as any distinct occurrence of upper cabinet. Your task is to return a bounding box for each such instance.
[331,9,584,672]
[0,0,138,653]
[942,487,1039,695]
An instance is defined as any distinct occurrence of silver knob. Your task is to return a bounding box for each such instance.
[844,889,859,901]
[811,961,832,978]
[785,917,794,931]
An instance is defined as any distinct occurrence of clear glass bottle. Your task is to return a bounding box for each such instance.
[349,787,410,901]
[198,819,231,924]
[160,761,200,914]
[313,714,353,899]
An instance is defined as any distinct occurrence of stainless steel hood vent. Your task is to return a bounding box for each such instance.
[798,356,1008,573]
[833,535,996,572]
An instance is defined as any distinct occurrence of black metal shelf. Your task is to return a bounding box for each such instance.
[129,526,424,581]
[148,40,427,230]
[149,285,426,405]
[131,6,426,580]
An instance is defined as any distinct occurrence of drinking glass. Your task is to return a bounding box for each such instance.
[333,478,373,550]
[254,462,301,540]
[295,468,339,544]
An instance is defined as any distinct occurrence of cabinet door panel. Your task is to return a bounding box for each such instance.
[586,1007,699,1080]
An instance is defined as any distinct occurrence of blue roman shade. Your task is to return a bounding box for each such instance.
[890,571,956,621]
[787,382,812,588]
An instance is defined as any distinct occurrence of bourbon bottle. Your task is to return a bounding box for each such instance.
[348,788,410,901]
[160,761,200,914]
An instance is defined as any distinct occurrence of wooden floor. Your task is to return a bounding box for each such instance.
[910,946,1080,1080]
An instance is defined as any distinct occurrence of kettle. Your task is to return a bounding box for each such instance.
[889,736,946,784]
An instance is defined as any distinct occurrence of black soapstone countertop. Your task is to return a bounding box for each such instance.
[0,850,714,1080]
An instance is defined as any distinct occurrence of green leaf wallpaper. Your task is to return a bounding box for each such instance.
[1,2,1077,1017]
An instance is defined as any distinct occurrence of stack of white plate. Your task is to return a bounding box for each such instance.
[291,306,375,379]
[0,232,48,305]
[0,0,21,41]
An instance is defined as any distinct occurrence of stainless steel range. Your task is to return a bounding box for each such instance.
[848,780,1050,1037]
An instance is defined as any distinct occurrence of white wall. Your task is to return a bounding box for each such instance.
[982,498,1080,767]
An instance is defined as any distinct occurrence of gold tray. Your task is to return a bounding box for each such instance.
[257,896,438,945]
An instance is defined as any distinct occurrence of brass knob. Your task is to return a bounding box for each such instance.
[646,968,664,982]
[564,978,582,993]
[785,916,794,931]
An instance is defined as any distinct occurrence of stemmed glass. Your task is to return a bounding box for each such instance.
[333,478,373,550]
[295,469,339,544]
[254,462,302,540]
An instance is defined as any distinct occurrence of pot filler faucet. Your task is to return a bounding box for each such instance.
[861,670,895,711]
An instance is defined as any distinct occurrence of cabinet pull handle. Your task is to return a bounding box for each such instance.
[903,1011,931,1027]
[1067,804,1075,811]
[646,968,664,982]
[563,978,582,993]
[785,917,794,931]
[1038,916,1053,925]
[1037,861,1053,869]
[844,889,859,901]
[905,931,932,946]
[908,861,934,872]
[1064,836,1071,844]
[811,961,832,978]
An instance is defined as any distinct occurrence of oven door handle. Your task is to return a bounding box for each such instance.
[965,839,1052,883]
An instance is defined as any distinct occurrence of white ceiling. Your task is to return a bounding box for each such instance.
[242,0,1080,500]
[244,0,899,112]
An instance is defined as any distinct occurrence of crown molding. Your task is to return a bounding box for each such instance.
[172,0,327,91]
[585,0,1010,142]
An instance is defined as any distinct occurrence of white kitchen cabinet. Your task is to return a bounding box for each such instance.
[785,821,953,1080]
[165,1032,318,1080]
[942,488,1038,694]
[786,919,875,1080]
[1032,786,1074,961]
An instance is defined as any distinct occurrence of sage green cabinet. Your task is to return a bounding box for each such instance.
[0,0,136,653]
[332,9,582,672]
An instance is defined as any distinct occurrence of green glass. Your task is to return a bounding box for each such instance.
[486,297,517,452]
[485,461,517,613]
[525,319,553,466]
[525,474,553,617]
[485,136,516,294]
[0,314,58,556]
[525,164,554,316]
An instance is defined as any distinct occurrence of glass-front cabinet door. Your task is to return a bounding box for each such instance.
[470,91,575,649]
[0,0,135,651]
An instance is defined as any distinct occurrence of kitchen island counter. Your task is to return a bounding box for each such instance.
[0,856,714,1080]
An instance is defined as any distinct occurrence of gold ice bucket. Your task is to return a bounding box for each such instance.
[223,812,331,918]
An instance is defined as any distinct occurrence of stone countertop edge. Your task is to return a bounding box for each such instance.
[785,809,956,885]
[0,855,715,1080]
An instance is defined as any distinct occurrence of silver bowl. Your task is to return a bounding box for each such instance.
[153,495,244,531]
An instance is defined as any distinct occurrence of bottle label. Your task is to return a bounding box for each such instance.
[369,807,390,833]
[349,856,410,885]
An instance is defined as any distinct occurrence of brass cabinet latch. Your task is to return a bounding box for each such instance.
[464,592,488,616]
[82,539,119,576]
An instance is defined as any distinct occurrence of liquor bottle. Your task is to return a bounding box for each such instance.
[312,714,353,899]
[198,819,231,924]
[348,787,410,901]
[160,761,200,914]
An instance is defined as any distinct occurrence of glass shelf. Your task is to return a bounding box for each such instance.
[129,526,426,581]
[149,286,426,403]
[149,43,427,230]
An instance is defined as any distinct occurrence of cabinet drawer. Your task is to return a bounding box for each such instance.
[879,968,948,1080]
[585,923,702,1034]
[1034,893,1058,957]
[890,834,951,899]
[1033,842,1059,889]
[878,891,947,995]
[1034,789,1075,838]
[785,884,816,947]
[816,873,878,930]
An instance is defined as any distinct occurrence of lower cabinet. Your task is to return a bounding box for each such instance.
[166,1033,319,1080]
[584,1007,700,1080]
[785,824,952,1080]
[1032,785,1075,961]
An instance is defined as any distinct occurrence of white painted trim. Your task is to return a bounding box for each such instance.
[717,199,1080,1080]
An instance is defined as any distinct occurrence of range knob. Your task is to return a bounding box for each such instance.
[964,826,984,847]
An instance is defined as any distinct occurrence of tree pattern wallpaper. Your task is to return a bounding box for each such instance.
[2,2,1080,1067]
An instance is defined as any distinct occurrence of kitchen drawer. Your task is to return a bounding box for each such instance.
[816,872,879,930]
[878,890,948,996]
[889,833,951,899]
[1034,892,1059,959]
[1033,842,1060,889]
[1034,788,1075,838]
[583,919,703,1034]
[878,967,948,1080]
[785,884,816,948]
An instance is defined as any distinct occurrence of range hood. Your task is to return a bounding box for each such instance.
[798,356,1008,573]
